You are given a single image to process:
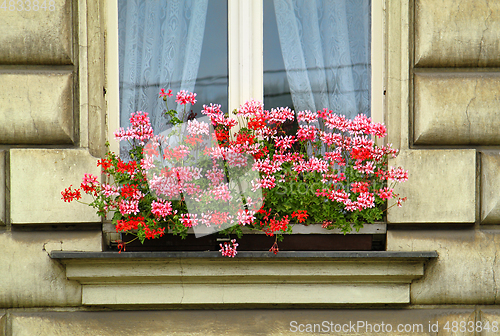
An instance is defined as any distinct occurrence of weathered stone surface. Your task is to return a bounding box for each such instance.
[0,71,74,144]
[0,0,72,64]
[415,0,500,67]
[86,0,107,157]
[0,151,5,225]
[7,309,478,335]
[0,231,101,308]
[10,148,101,224]
[0,312,5,336]
[387,230,500,304]
[56,252,430,306]
[479,309,500,336]
[481,151,500,224]
[387,149,476,223]
[414,72,500,145]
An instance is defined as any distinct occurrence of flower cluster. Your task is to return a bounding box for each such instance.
[219,239,239,257]
[62,88,407,256]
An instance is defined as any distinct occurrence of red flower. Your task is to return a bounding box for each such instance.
[159,88,173,98]
[120,184,138,199]
[61,185,82,203]
[116,160,137,175]
[115,216,144,232]
[291,210,308,223]
[269,241,279,255]
[97,158,112,171]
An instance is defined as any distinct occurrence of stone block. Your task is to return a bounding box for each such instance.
[10,148,101,224]
[0,231,101,308]
[0,151,5,225]
[479,309,500,336]
[414,72,500,145]
[0,0,73,64]
[0,70,74,144]
[387,149,476,224]
[415,0,500,67]
[481,152,500,224]
[387,229,500,304]
[7,309,477,335]
[0,312,4,336]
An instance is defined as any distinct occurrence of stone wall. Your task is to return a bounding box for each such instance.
[1,0,500,335]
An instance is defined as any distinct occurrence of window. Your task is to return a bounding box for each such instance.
[111,0,383,144]
[103,0,385,247]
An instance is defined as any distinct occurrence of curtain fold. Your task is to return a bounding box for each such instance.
[272,0,370,119]
[119,0,209,154]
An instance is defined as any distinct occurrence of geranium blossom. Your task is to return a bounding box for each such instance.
[237,99,263,118]
[187,119,210,136]
[175,90,197,105]
[114,111,154,145]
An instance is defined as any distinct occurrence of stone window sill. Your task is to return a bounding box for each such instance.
[50,251,438,307]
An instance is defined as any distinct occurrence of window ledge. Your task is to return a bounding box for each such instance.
[50,251,438,307]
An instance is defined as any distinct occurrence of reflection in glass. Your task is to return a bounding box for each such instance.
[118,0,228,153]
[264,0,371,119]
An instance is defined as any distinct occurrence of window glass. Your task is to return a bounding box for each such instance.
[264,0,371,119]
[118,0,228,155]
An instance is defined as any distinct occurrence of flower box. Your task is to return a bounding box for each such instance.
[63,90,407,256]
[118,223,385,252]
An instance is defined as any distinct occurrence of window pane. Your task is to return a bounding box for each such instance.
[118,0,228,142]
[264,0,371,119]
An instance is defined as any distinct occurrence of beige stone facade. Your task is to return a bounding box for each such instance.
[1,0,500,334]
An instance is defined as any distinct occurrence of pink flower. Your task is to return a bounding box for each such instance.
[81,174,99,193]
[297,110,318,123]
[151,199,173,219]
[274,135,297,152]
[356,192,375,210]
[324,113,349,132]
[354,161,375,174]
[140,156,155,171]
[348,114,372,135]
[252,158,281,175]
[201,103,222,118]
[324,151,345,165]
[210,114,237,128]
[268,107,295,124]
[377,187,393,200]
[205,167,226,186]
[305,157,328,173]
[219,239,239,257]
[102,184,119,197]
[119,199,140,215]
[175,90,197,105]
[371,122,387,138]
[388,167,409,183]
[320,131,343,147]
[237,99,264,118]
[114,111,154,145]
[211,184,232,201]
[397,197,407,207]
[297,125,318,141]
[237,209,255,226]
[187,119,209,136]
[180,213,198,227]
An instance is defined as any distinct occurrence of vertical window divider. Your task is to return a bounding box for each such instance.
[371,0,386,146]
[228,0,263,132]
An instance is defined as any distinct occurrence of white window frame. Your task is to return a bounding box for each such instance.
[104,0,385,152]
